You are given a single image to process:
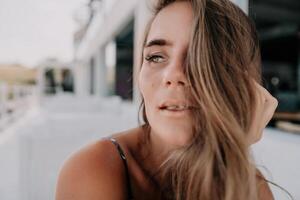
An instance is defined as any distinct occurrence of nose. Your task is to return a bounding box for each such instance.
[163,60,188,87]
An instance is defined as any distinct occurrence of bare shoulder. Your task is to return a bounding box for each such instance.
[55,138,128,200]
[256,169,275,200]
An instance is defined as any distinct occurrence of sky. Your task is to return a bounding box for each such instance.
[0,0,88,67]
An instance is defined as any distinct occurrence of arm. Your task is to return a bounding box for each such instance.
[256,169,274,200]
[55,140,127,200]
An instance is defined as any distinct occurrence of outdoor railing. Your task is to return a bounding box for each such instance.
[0,82,38,131]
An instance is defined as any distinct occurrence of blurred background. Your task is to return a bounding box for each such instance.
[0,0,299,199]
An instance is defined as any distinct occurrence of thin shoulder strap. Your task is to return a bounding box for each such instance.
[110,138,133,199]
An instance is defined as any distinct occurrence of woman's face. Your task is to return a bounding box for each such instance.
[139,1,194,147]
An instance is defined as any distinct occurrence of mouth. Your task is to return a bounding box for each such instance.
[158,101,194,112]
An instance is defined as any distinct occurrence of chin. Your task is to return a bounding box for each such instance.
[152,123,193,147]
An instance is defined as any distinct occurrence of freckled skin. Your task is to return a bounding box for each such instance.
[139,1,194,147]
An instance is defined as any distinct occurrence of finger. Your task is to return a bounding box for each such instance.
[264,98,278,117]
[255,82,277,105]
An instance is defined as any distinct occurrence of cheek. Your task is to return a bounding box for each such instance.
[139,67,158,120]
[138,68,146,96]
[138,66,155,98]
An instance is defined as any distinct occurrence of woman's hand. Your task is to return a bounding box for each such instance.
[247,80,278,145]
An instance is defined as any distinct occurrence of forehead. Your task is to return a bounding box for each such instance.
[147,1,194,47]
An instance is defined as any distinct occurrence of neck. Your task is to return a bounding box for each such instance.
[138,126,176,181]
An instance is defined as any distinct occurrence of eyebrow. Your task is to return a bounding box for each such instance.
[144,38,172,48]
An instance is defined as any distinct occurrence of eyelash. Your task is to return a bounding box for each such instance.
[145,54,165,63]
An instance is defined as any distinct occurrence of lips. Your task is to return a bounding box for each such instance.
[158,100,193,111]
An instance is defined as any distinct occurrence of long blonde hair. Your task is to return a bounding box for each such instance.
[139,0,263,199]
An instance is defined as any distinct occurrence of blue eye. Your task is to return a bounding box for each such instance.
[145,55,165,63]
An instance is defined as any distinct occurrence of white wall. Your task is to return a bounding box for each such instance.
[253,129,300,200]
[75,0,138,61]
[230,0,249,14]
[74,0,141,99]
[0,132,20,200]
[94,47,108,97]
[74,61,90,97]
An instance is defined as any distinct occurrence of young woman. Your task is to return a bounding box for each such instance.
[55,0,278,199]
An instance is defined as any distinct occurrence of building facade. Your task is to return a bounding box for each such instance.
[73,0,300,116]
[73,0,248,103]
